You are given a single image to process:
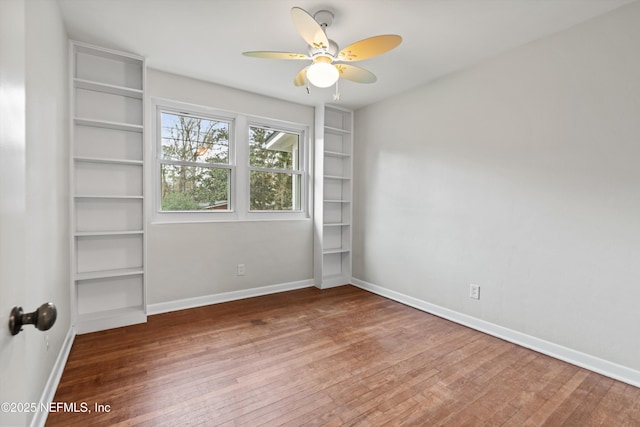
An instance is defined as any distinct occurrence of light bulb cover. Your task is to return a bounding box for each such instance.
[306,62,339,88]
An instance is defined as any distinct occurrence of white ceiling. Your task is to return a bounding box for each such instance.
[58,0,636,110]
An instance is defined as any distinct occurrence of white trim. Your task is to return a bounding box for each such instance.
[147,279,315,315]
[315,275,350,289]
[30,326,76,427]
[351,278,640,388]
[150,98,311,224]
[246,121,307,217]
[152,101,237,223]
[75,310,147,335]
[151,217,312,225]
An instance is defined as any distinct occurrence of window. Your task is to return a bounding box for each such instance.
[159,110,232,211]
[249,126,302,211]
[154,101,308,222]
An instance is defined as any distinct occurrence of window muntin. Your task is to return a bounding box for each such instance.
[159,110,232,212]
[248,126,302,212]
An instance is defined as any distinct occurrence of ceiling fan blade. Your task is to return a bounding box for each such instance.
[338,35,402,62]
[291,7,329,50]
[335,64,377,84]
[243,51,309,60]
[294,66,310,86]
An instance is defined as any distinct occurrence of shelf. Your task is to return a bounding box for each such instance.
[74,43,143,92]
[74,78,143,99]
[323,248,351,255]
[75,197,142,234]
[74,125,143,161]
[315,105,352,290]
[72,41,146,335]
[75,195,144,200]
[75,156,143,166]
[75,43,143,66]
[75,267,144,281]
[75,230,143,237]
[74,117,143,133]
[324,150,351,158]
[324,126,351,135]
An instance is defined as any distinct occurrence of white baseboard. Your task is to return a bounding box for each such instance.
[351,278,640,388]
[147,279,315,315]
[30,326,76,427]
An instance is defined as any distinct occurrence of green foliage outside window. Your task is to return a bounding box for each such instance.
[160,113,230,211]
[249,126,300,211]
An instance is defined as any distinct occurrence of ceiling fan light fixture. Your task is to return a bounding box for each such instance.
[244,7,402,94]
[306,59,339,88]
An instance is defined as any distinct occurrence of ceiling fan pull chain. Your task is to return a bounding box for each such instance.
[333,80,341,101]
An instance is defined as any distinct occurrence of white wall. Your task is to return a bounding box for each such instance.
[0,0,69,425]
[146,70,314,304]
[353,2,640,372]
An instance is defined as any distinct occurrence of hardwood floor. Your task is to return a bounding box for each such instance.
[47,286,640,426]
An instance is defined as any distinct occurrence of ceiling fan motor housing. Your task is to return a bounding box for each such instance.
[308,39,339,59]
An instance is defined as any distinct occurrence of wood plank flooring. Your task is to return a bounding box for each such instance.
[47,285,640,426]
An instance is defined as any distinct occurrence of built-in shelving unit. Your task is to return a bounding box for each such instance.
[70,41,146,334]
[314,105,353,288]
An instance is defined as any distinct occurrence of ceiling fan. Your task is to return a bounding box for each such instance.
[242,7,402,93]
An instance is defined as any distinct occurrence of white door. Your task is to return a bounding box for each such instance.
[0,1,29,425]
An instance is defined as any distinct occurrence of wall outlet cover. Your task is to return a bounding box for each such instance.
[470,284,480,300]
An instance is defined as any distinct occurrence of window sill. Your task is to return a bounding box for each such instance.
[151,211,310,225]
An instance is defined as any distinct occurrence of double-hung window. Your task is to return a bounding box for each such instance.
[248,125,303,212]
[154,101,309,222]
[158,110,233,212]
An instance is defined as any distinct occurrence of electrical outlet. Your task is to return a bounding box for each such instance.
[469,284,480,300]
[237,264,245,276]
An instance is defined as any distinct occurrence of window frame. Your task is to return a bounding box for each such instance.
[151,99,310,223]
[246,122,306,216]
